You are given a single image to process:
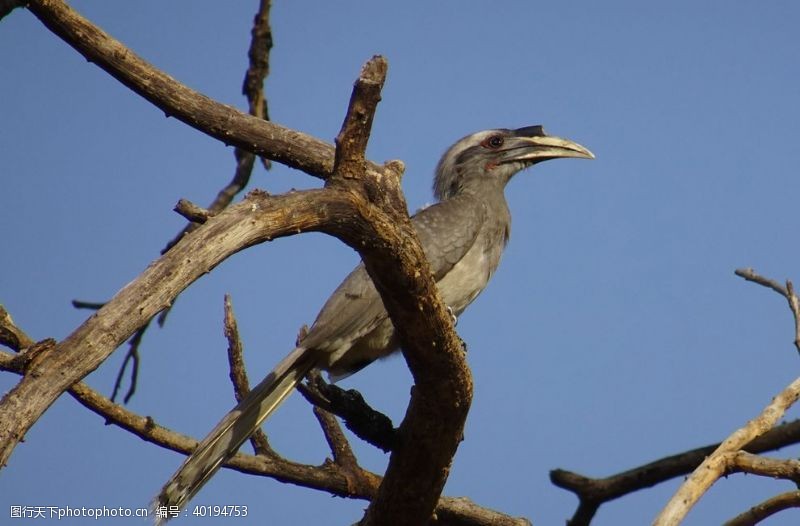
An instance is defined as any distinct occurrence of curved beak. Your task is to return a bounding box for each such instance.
[501,126,595,163]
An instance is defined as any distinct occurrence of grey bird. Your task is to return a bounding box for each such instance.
[153,125,593,522]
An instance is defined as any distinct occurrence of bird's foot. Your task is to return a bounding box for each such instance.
[446,305,458,327]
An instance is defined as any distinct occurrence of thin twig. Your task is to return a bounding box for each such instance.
[223,294,272,456]
[110,324,147,403]
[724,490,800,526]
[105,0,276,400]
[160,0,273,255]
[735,268,800,354]
[310,404,379,497]
[72,299,144,402]
[71,300,106,310]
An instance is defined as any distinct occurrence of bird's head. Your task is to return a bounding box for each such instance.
[433,125,594,200]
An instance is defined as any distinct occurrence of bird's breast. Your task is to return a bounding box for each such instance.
[435,234,503,316]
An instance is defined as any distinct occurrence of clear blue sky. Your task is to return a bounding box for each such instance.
[3,1,800,525]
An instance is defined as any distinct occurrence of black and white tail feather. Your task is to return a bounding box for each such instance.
[151,347,316,526]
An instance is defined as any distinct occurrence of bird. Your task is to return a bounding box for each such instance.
[153,125,593,522]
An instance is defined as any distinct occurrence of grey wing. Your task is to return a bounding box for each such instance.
[412,194,486,280]
[299,195,485,354]
[299,263,387,353]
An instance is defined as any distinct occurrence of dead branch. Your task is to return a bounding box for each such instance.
[320,55,472,526]
[654,377,800,524]
[311,405,380,497]
[651,270,800,524]
[724,490,800,526]
[132,0,274,400]
[735,267,800,353]
[25,0,371,180]
[724,451,800,483]
[0,346,525,526]
[552,419,800,525]
[174,199,211,224]
[223,295,272,456]
[0,305,35,351]
[0,187,377,467]
[162,0,273,254]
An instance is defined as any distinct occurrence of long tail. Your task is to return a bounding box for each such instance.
[153,346,316,524]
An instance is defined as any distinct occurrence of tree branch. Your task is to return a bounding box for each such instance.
[0,188,381,468]
[724,490,800,526]
[735,267,800,353]
[0,305,35,351]
[653,376,800,524]
[223,294,272,456]
[25,0,380,180]
[551,419,800,525]
[0,347,525,526]
[652,270,800,525]
[724,451,800,483]
[319,56,473,526]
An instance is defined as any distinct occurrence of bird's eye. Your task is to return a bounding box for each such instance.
[484,135,504,149]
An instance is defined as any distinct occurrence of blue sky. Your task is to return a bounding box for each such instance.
[2,1,800,525]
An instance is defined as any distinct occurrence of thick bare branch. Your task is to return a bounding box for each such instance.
[0,188,377,468]
[320,55,473,526]
[25,0,352,179]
